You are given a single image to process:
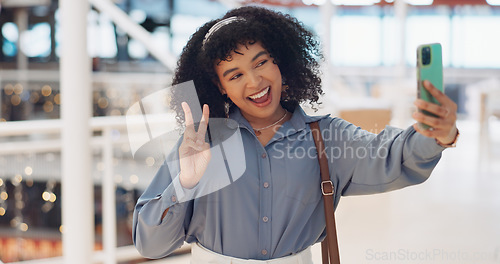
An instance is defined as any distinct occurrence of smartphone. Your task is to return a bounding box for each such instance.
[417,43,443,129]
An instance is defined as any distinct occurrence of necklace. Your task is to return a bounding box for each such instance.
[253,110,288,136]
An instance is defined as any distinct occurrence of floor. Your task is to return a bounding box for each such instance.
[141,119,500,264]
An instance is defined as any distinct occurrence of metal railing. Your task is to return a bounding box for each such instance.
[0,112,188,264]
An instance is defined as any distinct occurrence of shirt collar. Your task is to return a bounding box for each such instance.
[288,105,330,133]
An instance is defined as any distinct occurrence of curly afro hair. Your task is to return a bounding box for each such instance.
[171,6,323,124]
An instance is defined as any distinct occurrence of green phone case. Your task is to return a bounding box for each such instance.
[417,43,443,129]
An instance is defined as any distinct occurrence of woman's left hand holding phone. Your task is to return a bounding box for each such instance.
[412,80,458,146]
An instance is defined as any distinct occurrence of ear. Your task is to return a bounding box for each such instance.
[214,79,226,95]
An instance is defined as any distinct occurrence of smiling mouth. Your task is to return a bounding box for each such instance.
[248,87,270,101]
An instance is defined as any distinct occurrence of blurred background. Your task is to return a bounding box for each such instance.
[0,0,499,263]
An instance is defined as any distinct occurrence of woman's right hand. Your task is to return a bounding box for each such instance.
[178,102,211,189]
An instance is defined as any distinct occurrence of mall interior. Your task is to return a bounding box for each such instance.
[0,0,499,263]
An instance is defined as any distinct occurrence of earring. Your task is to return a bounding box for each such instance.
[222,94,233,117]
[281,84,290,102]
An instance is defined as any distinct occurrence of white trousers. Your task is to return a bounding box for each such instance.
[191,243,313,264]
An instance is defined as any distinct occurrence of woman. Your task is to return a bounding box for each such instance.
[132,6,458,263]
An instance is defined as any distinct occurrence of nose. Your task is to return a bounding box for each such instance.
[246,71,262,89]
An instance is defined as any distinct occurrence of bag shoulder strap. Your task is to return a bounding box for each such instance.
[310,121,341,264]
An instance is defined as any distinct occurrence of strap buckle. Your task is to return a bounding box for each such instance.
[321,180,334,196]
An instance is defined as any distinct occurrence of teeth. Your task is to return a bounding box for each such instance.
[248,87,269,100]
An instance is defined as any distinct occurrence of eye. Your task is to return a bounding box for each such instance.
[256,59,268,68]
[229,73,242,81]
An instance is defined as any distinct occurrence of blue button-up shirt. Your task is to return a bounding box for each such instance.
[133,106,444,260]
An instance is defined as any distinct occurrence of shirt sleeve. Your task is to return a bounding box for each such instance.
[321,118,445,196]
[132,143,199,259]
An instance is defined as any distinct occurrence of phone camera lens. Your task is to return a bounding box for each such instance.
[422,47,431,65]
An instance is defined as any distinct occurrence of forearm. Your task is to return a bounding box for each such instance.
[132,162,193,258]
[327,121,443,196]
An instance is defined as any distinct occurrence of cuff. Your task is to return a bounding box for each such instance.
[156,174,195,220]
[408,126,447,158]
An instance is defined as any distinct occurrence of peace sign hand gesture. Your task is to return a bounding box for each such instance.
[412,80,459,146]
[178,102,211,189]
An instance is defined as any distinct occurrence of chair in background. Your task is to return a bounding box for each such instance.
[467,78,500,168]
[479,86,500,167]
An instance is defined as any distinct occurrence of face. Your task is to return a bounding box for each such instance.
[215,42,283,123]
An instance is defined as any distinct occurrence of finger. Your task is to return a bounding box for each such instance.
[196,104,210,141]
[182,102,197,139]
[413,123,437,138]
[423,80,455,109]
[413,123,431,137]
[414,99,451,119]
[182,102,194,127]
[412,111,451,130]
[413,123,447,138]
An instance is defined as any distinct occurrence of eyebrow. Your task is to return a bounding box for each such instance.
[222,50,268,78]
[251,51,268,62]
[222,68,237,78]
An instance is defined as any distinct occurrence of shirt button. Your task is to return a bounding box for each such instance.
[261,153,267,159]
[261,249,268,255]
[262,216,269,223]
[171,195,177,202]
[263,182,269,188]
